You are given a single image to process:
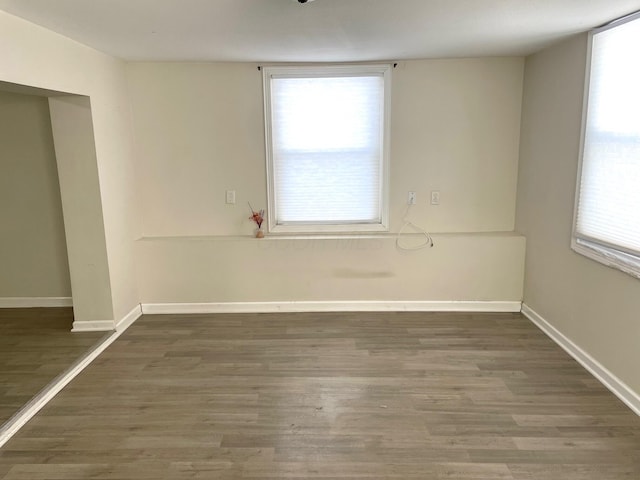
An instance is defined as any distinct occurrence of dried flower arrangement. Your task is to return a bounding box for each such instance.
[248,203,265,237]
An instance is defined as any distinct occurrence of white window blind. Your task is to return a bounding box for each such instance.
[263,65,390,233]
[574,12,640,277]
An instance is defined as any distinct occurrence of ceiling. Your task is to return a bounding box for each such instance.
[1,0,639,62]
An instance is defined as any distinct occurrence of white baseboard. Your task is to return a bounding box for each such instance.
[0,303,143,449]
[71,319,115,332]
[71,304,143,332]
[141,300,522,315]
[0,297,73,308]
[521,303,640,416]
[116,304,143,332]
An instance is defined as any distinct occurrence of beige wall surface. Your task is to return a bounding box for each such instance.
[128,59,525,304]
[0,91,71,298]
[137,233,525,304]
[392,59,523,233]
[0,11,140,323]
[48,96,114,323]
[516,34,640,394]
[128,59,524,237]
[0,8,527,313]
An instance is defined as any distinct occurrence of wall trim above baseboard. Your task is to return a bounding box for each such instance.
[0,297,73,308]
[141,300,522,315]
[0,303,143,449]
[521,303,640,417]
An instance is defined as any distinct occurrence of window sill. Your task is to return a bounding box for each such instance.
[572,237,640,280]
[267,222,389,236]
[137,231,524,242]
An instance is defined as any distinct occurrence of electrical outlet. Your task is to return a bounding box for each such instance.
[430,191,440,205]
[408,191,416,205]
[225,190,236,204]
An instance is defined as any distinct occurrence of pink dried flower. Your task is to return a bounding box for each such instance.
[248,203,265,228]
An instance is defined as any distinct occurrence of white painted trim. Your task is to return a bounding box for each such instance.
[263,64,391,235]
[71,304,143,332]
[521,303,640,416]
[0,297,72,308]
[142,301,522,315]
[115,304,143,332]
[0,303,143,449]
[71,320,115,332]
[571,238,640,280]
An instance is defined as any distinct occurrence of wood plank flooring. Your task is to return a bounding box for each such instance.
[0,308,105,425]
[1,311,639,479]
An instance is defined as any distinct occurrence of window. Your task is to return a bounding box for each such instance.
[262,64,390,234]
[573,12,640,279]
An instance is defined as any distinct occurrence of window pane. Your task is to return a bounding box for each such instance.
[275,151,381,223]
[273,76,382,151]
[576,15,640,256]
[266,67,388,229]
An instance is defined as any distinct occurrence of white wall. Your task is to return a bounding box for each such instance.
[516,34,640,395]
[392,59,522,233]
[137,233,524,306]
[128,59,523,237]
[48,96,115,324]
[128,59,526,306]
[0,11,139,325]
[0,90,71,298]
[0,9,527,315]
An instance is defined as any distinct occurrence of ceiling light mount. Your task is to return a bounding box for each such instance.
[298,0,316,4]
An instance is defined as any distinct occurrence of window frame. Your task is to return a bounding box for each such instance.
[571,11,640,279]
[262,64,391,234]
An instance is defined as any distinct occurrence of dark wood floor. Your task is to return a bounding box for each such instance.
[0,308,105,426]
[1,311,639,479]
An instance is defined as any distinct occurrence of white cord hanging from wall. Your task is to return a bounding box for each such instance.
[396,204,434,251]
